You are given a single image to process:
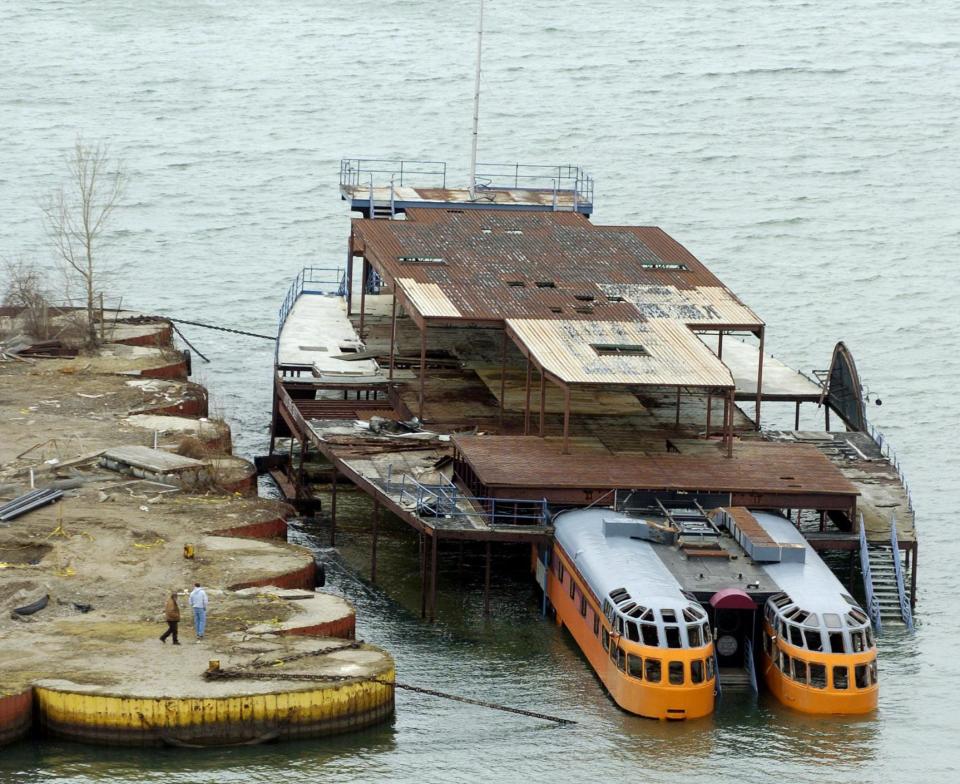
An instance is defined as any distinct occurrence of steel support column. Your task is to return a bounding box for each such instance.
[371,499,379,583]
[388,294,397,381]
[795,401,801,430]
[483,542,492,616]
[523,355,532,435]
[418,325,427,420]
[430,531,439,623]
[706,392,712,437]
[329,467,338,547]
[499,329,508,433]
[562,385,571,454]
[755,327,765,430]
[675,386,681,426]
[538,368,546,437]
[358,258,369,336]
[718,330,724,359]
[419,533,426,619]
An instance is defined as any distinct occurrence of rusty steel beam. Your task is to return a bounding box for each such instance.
[371,499,380,583]
[388,294,397,381]
[755,327,765,430]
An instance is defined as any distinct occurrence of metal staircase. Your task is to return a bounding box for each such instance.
[859,515,914,632]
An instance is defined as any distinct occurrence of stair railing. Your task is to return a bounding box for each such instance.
[859,513,882,634]
[744,637,758,695]
[890,514,915,632]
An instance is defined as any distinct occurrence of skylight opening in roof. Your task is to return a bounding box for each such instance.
[398,256,446,265]
[641,262,689,271]
[535,281,556,288]
[574,294,595,302]
[591,343,651,357]
[506,280,526,287]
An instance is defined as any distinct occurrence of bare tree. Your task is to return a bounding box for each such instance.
[1,258,52,340]
[43,138,125,347]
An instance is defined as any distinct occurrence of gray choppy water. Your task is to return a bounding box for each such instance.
[1,1,958,781]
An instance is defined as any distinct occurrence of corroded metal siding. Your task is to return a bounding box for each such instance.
[506,318,734,388]
[34,674,395,746]
[352,210,763,328]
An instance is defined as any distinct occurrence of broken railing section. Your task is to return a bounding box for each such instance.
[380,466,549,529]
[865,420,915,516]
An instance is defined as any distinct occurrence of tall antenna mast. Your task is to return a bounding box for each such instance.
[468,0,484,200]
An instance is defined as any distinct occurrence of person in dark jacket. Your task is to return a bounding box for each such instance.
[160,591,181,645]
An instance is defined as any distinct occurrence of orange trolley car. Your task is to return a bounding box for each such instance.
[545,504,877,718]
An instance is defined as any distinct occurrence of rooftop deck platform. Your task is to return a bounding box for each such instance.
[340,159,594,217]
[451,434,859,511]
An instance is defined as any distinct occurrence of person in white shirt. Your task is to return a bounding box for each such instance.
[188,582,209,639]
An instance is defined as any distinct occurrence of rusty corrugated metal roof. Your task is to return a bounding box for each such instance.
[352,210,763,329]
[451,435,859,498]
[396,278,461,318]
[506,318,734,388]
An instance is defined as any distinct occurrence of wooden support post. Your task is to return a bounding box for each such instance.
[755,327,765,430]
[562,385,571,454]
[371,499,379,583]
[795,401,801,430]
[418,325,427,420]
[706,392,712,438]
[538,368,546,437]
[484,541,492,617]
[429,531,439,623]
[499,330,508,433]
[388,293,397,381]
[358,258,369,336]
[329,467,338,547]
[523,355,532,435]
[419,533,426,619]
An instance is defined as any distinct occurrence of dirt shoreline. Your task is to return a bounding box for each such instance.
[0,317,393,745]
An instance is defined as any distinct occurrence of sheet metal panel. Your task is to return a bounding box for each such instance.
[396,278,461,318]
[352,211,763,328]
[506,317,734,388]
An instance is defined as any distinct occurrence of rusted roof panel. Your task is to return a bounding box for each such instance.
[396,278,461,318]
[452,435,860,498]
[352,210,763,329]
[506,318,734,388]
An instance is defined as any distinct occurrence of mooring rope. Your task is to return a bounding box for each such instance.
[166,317,276,341]
[203,655,576,726]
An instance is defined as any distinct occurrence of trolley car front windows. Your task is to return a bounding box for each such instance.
[641,623,660,646]
[833,666,849,690]
[668,662,684,685]
[809,663,827,689]
[665,626,682,649]
[645,659,662,683]
[687,624,702,647]
[628,654,644,679]
[855,664,870,689]
[691,660,704,684]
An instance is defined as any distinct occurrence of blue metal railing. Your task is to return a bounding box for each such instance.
[890,515,915,632]
[381,466,549,528]
[339,158,594,211]
[744,637,758,695]
[864,420,914,516]
[340,158,448,190]
[475,162,594,207]
[858,514,882,634]
[277,266,346,335]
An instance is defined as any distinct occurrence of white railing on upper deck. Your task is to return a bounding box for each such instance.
[858,514,883,634]
[380,466,549,529]
[276,266,346,359]
[890,515,915,631]
[340,158,448,190]
[474,162,594,208]
[339,158,594,210]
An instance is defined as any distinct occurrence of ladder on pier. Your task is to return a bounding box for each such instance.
[859,515,914,632]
